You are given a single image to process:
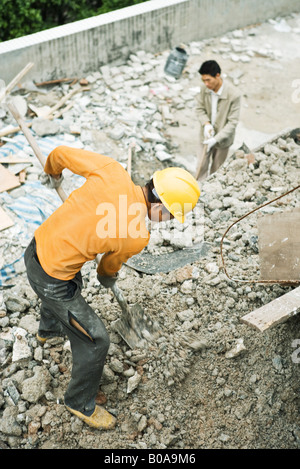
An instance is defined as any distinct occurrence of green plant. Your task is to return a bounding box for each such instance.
[0,0,149,42]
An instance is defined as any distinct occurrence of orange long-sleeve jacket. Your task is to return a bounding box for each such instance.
[34,146,150,280]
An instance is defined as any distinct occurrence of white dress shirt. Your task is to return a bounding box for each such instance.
[210,83,224,126]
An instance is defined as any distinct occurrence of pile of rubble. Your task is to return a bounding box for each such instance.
[0,13,300,450]
[0,127,299,449]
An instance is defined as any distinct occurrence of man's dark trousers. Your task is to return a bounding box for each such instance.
[24,237,110,416]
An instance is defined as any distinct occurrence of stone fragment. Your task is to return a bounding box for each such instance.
[18,314,39,335]
[170,231,193,249]
[205,262,219,274]
[127,371,141,393]
[156,150,172,162]
[225,338,246,359]
[101,364,115,383]
[137,415,147,432]
[175,265,195,283]
[32,118,60,136]
[123,367,135,377]
[21,366,52,403]
[109,126,125,140]
[12,328,32,362]
[188,338,208,351]
[177,309,195,322]
[5,381,20,405]
[110,357,124,373]
[5,295,30,313]
[0,292,7,315]
[0,407,22,436]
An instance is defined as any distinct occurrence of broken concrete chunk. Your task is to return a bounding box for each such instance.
[0,407,22,436]
[108,126,125,140]
[225,338,246,359]
[177,309,195,322]
[127,371,141,393]
[12,327,32,362]
[10,95,27,117]
[21,366,52,403]
[32,118,60,136]
[156,149,172,161]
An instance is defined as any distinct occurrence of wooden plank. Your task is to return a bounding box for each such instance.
[0,164,21,192]
[0,206,14,231]
[0,62,34,102]
[0,156,33,164]
[241,286,300,332]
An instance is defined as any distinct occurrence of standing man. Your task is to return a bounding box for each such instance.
[24,145,200,430]
[195,60,241,180]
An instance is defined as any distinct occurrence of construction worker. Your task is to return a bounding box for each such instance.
[24,145,200,430]
[195,60,241,181]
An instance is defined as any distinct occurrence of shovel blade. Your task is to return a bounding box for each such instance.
[110,285,160,348]
[111,316,146,349]
[111,302,160,349]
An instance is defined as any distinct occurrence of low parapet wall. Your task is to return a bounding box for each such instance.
[1,0,299,83]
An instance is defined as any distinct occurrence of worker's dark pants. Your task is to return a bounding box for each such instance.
[24,238,110,417]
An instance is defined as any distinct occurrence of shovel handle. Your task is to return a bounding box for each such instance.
[6,100,67,203]
[195,144,208,180]
[7,100,138,332]
[7,101,134,332]
[110,284,131,316]
[8,100,133,317]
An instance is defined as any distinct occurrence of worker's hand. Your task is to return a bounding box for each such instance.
[40,172,64,189]
[204,137,217,152]
[97,273,118,289]
[204,123,215,139]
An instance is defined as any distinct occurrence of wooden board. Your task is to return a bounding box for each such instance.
[0,206,14,231]
[0,164,21,192]
[0,156,33,164]
[258,209,300,282]
[241,286,300,331]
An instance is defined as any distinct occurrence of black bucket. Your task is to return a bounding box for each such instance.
[164,46,188,79]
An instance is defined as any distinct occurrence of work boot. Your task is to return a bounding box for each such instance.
[65,405,116,430]
[36,333,48,345]
[36,331,64,344]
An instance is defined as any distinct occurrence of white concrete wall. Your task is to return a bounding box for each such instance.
[1,0,299,83]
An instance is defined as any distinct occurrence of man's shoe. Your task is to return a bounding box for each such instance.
[36,333,48,344]
[66,405,116,430]
[36,330,64,344]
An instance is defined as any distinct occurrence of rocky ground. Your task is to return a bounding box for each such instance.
[0,13,300,450]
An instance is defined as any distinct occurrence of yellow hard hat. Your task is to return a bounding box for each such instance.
[153,167,200,223]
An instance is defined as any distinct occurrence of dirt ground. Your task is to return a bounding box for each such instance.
[168,14,300,167]
[0,13,300,451]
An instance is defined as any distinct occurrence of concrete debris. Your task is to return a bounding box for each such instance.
[0,12,300,451]
[21,366,52,403]
[31,118,61,137]
[225,338,246,359]
[127,371,142,394]
[12,328,32,362]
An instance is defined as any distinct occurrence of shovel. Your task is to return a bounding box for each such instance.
[7,100,160,349]
[110,283,160,349]
[195,144,208,180]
